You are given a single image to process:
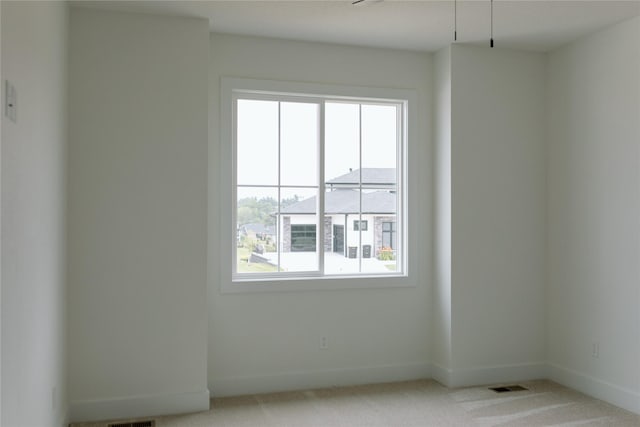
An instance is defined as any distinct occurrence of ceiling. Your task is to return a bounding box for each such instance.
[73,0,640,52]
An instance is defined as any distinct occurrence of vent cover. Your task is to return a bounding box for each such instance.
[108,421,155,427]
[489,385,528,393]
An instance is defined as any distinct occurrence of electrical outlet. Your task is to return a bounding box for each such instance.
[5,80,17,123]
[592,342,600,359]
[320,336,329,350]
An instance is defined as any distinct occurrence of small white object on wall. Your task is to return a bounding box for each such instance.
[5,80,17,122]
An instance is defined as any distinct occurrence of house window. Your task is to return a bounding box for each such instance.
[382,221,396,250]
[353,220,368,231]
[230,83,406,281]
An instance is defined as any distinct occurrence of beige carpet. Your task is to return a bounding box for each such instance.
[72,380,640,427]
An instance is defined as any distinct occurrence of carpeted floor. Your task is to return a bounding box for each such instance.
[72,380,640,426]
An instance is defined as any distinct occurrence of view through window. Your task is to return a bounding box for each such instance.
[234,93,404,279]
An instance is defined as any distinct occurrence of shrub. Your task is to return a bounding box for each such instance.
[377,246,396,261]
[240,235,257,251]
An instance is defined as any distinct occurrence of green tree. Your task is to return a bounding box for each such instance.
[237,196,277,226]
[237,194,303,226]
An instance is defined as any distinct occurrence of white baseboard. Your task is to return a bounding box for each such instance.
[430,362,452,387]
[66,363,639,421]
[549,363,640,414]
[448,362,548,388]
[210,362,549,397]
[69,389,210,423]
[210,362,431,397]
[430,362,548,388]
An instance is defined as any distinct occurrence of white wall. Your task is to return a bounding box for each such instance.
[345,214,375,248]
[432,46,452,382]
[1,2,68,426]
[437,45,547,386]
[1,3,3,422]
[67,8,210,422]
[547,16,640,413]
[209,34,432,396]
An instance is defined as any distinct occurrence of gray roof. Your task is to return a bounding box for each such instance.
[279,189,396,215]
[327,168,396,186]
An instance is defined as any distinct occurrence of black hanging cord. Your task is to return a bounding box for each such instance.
[490,0,494,48]
[454,0,457,41]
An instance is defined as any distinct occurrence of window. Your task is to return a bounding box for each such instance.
[229,81,407,281]
[382,221,396,250]
[353,220,368,231]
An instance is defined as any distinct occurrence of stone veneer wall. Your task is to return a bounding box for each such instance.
[324,216,332,252]
[282,216,291,252]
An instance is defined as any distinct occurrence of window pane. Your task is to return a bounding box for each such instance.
[361,104,399,274]
[362,104,397,171]
[236,187,278,274]
[325,102,360,187]
[237,100,278,185]
[281,102,319,186]
[279,188,319,272]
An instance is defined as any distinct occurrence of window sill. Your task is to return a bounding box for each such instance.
[221,273,414,294]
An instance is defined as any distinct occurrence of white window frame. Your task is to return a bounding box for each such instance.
[220,77,416,293]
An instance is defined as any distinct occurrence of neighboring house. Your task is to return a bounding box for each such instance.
[239,222,276,242]
[278,168,397,258]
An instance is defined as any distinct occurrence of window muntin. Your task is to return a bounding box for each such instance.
[233,91,405,280]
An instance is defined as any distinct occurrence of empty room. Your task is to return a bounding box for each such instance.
[1,1,639,426]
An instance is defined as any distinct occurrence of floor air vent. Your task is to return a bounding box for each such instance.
[489,385,528,393]
[108,421,155,427]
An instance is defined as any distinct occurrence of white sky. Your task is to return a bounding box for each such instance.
[237,99,397,200]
